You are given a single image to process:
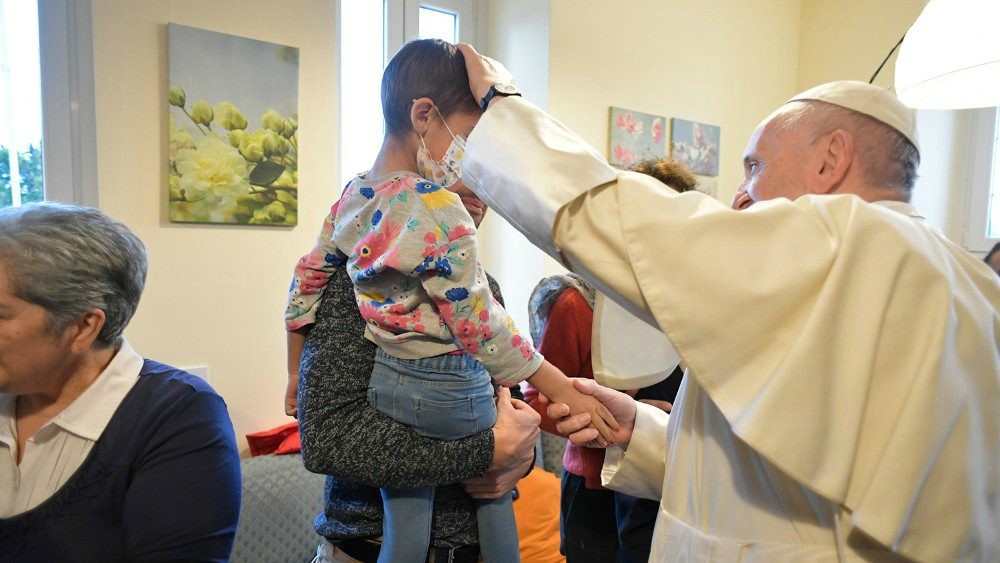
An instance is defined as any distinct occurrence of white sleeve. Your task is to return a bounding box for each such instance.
[600,401,669,501]
[462,96,655,325]
[462,96,618,262]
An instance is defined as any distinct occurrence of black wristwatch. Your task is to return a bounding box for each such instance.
[479,83,521,109]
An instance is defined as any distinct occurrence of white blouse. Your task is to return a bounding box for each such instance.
[0,339,142,517]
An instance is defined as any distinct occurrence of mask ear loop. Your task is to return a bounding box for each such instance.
[432,104,459,140]
[413,99,458,162]
[417,100,462,168]
[413,99,433,156]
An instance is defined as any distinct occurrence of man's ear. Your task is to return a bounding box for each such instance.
[66,309,106,353]
[815,129,854,195]
[410,97,435,137]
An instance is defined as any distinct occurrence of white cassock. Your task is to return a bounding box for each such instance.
[462,97,1000,562]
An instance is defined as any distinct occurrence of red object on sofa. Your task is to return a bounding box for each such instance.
[246,421,301,457]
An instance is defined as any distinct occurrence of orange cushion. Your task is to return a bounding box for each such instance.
[512,467,565,563]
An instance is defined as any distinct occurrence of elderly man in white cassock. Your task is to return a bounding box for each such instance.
[455,45,1000,561]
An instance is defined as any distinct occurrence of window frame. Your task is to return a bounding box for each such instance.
[963,106,1000,253]
[337,0,485,186]
[386,0,483,62]
[37,0,98,206]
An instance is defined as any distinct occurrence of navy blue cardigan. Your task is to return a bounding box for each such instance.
[0,360,242,562]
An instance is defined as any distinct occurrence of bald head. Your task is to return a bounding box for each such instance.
[741,100,920,205]
[775,100,920,196]
[739,81,921,207]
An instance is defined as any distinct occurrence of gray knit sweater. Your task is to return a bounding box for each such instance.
[298,267,520,547]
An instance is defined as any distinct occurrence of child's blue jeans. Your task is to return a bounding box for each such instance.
[368,348,520,563]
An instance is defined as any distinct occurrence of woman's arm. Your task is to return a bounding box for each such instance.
[284,328,308,417]
[298,267,497,489]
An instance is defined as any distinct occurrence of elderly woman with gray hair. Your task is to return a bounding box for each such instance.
[0,203,241,561]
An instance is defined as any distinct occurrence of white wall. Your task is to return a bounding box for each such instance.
[90,0,338,452]
[797,0,976,245]
[797,0,924,92]
[477,0,555,336]
[546,0,803,208]
[911,110,974,242]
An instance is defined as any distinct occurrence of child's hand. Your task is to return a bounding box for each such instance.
[547,378,619,444]
[284,372,299,418]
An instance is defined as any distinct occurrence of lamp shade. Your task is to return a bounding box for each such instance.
[895,0,1000,109]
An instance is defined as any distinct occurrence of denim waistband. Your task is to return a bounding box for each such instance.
[374,347,481,373]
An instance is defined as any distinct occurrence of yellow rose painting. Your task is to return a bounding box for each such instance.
[168,24,299,225]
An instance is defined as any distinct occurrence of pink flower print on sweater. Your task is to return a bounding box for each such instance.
[289,171,543,386]
[379,176,412,201]
[359,300,385,327]
[354,218,402,272]
[455,318,481,353]
[511,334,534,360]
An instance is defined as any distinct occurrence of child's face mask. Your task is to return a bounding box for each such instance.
[416,104,466,188]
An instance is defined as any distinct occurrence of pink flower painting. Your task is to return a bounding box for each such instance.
[652,118,663,144]
[613,144,637,167]
[615,112,643,137]
[609,106,667,168]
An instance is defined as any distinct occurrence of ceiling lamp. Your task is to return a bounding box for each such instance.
[895,0,1000,109]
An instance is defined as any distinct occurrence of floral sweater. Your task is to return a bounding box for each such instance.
[286,171,542,386]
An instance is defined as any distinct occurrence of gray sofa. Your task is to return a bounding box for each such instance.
[231,454,325,563]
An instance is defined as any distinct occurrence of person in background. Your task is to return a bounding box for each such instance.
[523,158,697,562]
[0,203,241,561]
[985,241,1000,275]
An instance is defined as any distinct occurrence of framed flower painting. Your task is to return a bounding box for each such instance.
[670,118,720,177]
[608,106,666,168]
[167,24,300,225]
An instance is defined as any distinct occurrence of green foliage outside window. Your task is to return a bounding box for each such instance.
[0,145,45,208]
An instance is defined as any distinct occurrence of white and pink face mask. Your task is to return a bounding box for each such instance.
[416,104,467,188]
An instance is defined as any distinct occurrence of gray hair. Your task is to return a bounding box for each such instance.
[0,203,148,348]
[778,100,920,199]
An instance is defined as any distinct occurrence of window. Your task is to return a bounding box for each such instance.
[417,6,458,43]
[0,0,45,208]
[0,0,97,208]
[337,0,386,187]
[339,0,481,186]
[965,107,1000,253]
[989,110,1000,238]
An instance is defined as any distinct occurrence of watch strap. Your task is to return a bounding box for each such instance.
[479,84,521,109]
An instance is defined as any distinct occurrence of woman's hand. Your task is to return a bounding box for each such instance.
[464,387,539,499]
[284,372,299,418]
[488,387,540,470]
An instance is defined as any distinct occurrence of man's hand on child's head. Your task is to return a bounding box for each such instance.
[456,43,514,105]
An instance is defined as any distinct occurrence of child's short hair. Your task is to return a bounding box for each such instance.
[630,158,699,193]
[381,39,482,137]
